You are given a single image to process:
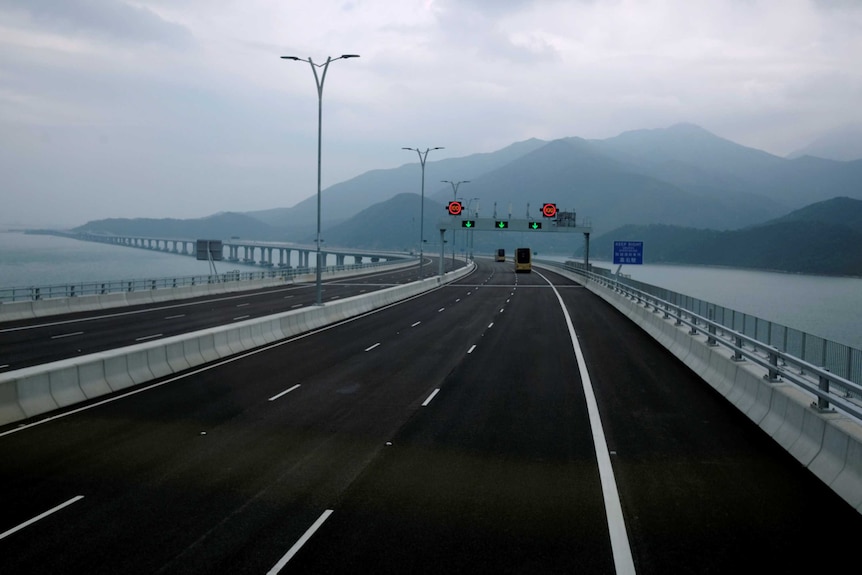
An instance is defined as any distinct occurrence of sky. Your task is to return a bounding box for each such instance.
[1,0,861,228]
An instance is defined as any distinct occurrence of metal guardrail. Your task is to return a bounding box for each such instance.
[0,261,406,304]
[541,259,862,422]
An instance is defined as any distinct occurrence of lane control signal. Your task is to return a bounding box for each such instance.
[529,221,542,230]
[495,220,509,229]
[461,220,475,228]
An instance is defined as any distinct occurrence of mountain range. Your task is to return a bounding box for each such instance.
[73,124,862,276]
[582,197,862,276]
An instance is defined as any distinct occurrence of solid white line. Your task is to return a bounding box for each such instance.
[365,343,381,352]
[269,384,301,401]
[467,345,476,354]
[0,495,85,541]
[164,314,185,320]
[135,333,163,342]
[411,321,421,327]
[291,304,303,309]
[0,365,9,369]
[422,388,440,406]
[233,315,250,321]
[51,331,84,339]
[536,271,636,575]
[267,509,334,574]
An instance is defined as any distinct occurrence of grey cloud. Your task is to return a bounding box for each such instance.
[434,1,562,64]
[0,0,194,48]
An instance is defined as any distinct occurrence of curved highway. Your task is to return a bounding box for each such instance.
[1,258,859,574]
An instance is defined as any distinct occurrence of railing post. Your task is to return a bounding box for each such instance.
[707,307,717,346]
[813,369,831,411]
[689,314,698,335]
[764,347,782,382]
[733,335,745,362]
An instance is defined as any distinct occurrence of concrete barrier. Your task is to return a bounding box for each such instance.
[0,259,417,323]
[539,263,862,514]
[0,263,473,432]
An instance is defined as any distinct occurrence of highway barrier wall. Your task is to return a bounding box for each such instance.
[540,263,862,514]
[0,259,417,322]
[0,262,473,429]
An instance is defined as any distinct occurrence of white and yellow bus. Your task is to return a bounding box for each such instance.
[514,248,531,273]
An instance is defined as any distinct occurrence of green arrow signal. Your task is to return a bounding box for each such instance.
[530,221,541,230]
[462,220,474,228]
[496,220,508,229]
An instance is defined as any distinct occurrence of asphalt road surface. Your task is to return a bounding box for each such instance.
[0,258,457,371]
[1,258,859,574]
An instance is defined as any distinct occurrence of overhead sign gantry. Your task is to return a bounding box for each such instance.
[436,202,593,275]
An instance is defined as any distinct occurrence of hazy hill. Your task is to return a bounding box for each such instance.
[322,193,449,251]
[72,212,284,241]
[428,136,774,234]
[788,125,862,162]
[246,138,547,237]
[588,123,862,216]
[582,197,862,276]
[768,196,862,231]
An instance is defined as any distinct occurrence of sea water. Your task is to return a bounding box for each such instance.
[544,255,862,349]
[0,231,261,288]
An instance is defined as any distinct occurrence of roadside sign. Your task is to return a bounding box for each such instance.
[613,241,643,265]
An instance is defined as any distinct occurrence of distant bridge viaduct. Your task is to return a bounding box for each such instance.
[71,232,410,269]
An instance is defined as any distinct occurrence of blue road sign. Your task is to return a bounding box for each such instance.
[613,241,643,265]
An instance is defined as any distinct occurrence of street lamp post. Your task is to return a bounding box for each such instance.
[403,146,443,279]
[442,180,469,267]
[282,53,359,305]
[467,197,480,260]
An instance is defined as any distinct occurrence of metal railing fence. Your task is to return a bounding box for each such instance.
[0,260,404,304]
[539,259,862,420]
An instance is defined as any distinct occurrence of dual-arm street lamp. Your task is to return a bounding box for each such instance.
[403,147,444,279]
[281,53,359,305]
[442,180,470,265]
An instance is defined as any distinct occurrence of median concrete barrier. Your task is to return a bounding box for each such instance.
[50,365,86,408]
[0,263,473,435]
[539,263,862,514]
[0,259,417,323]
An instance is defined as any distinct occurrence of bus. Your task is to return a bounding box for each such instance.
[495,248,506,262]
[514,248,532,273]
